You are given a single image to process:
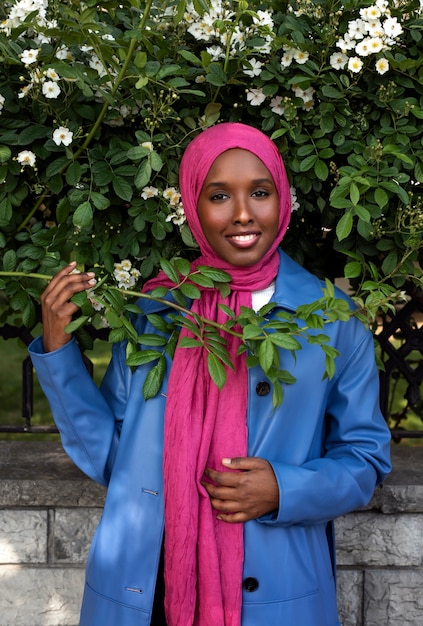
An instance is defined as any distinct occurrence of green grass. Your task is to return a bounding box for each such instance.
[0,334,111,440]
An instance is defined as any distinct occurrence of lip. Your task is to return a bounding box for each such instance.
[226,232,261,248]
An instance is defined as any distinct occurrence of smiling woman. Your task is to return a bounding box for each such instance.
[197,149,280,267]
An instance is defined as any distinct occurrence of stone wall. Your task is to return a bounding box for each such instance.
[0,442,422,626]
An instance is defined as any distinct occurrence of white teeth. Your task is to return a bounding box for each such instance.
[232,234,256,242]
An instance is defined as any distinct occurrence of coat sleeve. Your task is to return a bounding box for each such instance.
[260,324,392,527]
[28,336,131,486]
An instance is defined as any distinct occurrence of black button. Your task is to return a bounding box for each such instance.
[256,381,270,396]
[243,577,259,592]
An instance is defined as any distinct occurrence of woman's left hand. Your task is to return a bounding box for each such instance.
[202,457,279,523]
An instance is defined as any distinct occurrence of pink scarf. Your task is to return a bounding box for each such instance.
[143,123,291,626]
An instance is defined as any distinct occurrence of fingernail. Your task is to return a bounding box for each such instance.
[88,278,97,285]
[222,458,231,466]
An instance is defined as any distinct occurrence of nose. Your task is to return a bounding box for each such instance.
[232,195,253,224]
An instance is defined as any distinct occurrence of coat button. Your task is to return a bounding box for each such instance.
[243,577,259,592]
[256,381,270,396]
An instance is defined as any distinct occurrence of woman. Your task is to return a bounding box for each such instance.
[29,123,391,626]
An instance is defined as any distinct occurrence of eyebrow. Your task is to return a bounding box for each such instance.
[204,178,274,189]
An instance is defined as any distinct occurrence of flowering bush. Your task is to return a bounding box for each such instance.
[0,0,422,332]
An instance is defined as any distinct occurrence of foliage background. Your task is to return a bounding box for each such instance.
[0,0,422,331]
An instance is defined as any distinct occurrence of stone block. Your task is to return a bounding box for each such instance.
[0,510,47,564]
[364,569,423,625]
[51,508,102,564]
[0,566,84,626]
[336,569,363,626]
[335,512,423,567]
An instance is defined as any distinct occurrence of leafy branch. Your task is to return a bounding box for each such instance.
[2,255,410,407]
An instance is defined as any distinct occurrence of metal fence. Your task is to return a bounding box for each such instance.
[1,292,423,438]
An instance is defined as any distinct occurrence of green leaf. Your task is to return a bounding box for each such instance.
[336,211,353,241]
[374,188,388,209]
[243,324,263,340]
[137,333,167,347]
[206,63,227,86]
[150,151,163,172]
[126,349,162,367]
[344,261,362,279]
[2,249,17,272]
[112,176,133,201]
[72,201,93,229]
[160,258,179,284]
[269,333,302,351]
[143,355,166,400]
[314,159,329,181]
[179,336,203,348]
[135,161,152,189]
[196,266,231,283]
[349,182,360,206]
[65,315,90,334]
[91,192,110,210]
[180,283,201,299]
[66,161,82,186]
[207,352,227,389]
[190,273,214,288]
[174,258,191,276]
[258,338,274,374]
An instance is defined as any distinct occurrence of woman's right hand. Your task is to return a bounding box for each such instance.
[40,261,97,353]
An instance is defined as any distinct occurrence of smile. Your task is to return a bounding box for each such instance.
[227,233,260,248]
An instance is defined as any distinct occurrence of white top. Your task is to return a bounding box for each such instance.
[251,280,276,313]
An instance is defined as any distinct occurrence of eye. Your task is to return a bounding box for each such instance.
[210,192,229,201]
[252,189,270,198]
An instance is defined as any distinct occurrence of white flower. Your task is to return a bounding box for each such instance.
[52,126,73,146]
[165,206,186,226]
[290,186,300,212]
[243,58,263,78]
[56,46,74,61]
[281,48,295,68]
[16,150,36,168]
[293,49,309,64]
[18,84,32,99]
[20,48,39,65]
[375,58,389,75]
[163,187,181,206]
[42,81,61,99]
[270,96,285,116]
[120,259,132,271]
[329,52,348,70]
[0,94,5,112]
[336,34,356,52]
[348,57,364,73]
[141,186,159,200]
[205,45,224,61]
[89,54,107,77]
[252,10,274,29]
[141,141,153,151]
[246,88,266,106]
[195,75,206,83]
[355,38,372,57]
[44,68,60,81]
[360,5,381,20]
[383,17,403,39]
[348,19,367,40]
[366,19,384,37]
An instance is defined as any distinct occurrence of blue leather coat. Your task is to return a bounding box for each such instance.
[29,251,391,626]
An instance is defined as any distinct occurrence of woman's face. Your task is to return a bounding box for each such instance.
[197,148,280,267]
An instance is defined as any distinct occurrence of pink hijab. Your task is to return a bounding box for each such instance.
[144,123,291,626]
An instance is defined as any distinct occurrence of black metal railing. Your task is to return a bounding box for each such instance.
[378,288,423,441]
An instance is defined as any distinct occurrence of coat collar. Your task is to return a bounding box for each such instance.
[273,249,325,312]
